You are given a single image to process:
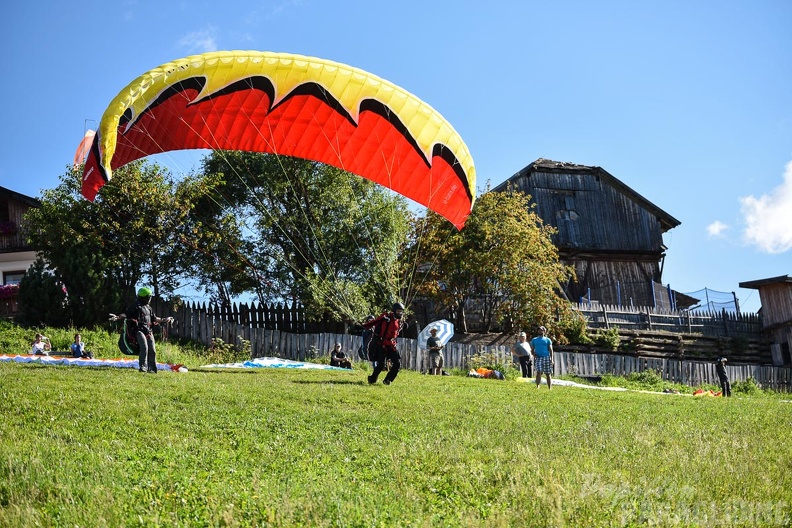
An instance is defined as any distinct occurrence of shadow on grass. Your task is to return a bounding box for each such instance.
[292,379,369,386]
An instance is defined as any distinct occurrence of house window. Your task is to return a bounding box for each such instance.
[3,271,24,285]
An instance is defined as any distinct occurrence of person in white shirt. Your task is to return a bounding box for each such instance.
[31,333,51,355]
[512,332,532,378]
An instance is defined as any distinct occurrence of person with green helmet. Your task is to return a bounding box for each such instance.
[111,287,173,373]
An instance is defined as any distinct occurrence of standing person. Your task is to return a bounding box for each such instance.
[330,342,353,369]
[358,315,375,360]
[716,357,731,397]
[70,333,94,359]
[512,332,532,378]
[531,326,554,389]
[111,287,172,373]
[31,333,51,355]
[362,302,406,385]
[426,327,445,375]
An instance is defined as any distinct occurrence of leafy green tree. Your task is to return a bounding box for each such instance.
[192,152,411,320]
[407,188,575,333]
[23,162,188,325]
[16,257,69,327]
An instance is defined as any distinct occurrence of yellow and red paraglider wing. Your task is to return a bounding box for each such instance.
[81,51,476,229]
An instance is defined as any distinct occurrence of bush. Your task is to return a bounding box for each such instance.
[732,377,761,395]
[467,351,519,380]
[190,336,252,365]
[594,327,621,349]
[595,369,679,392]
[562,313,593,345]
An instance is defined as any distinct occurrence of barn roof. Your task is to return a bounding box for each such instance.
[0,186,41,207]
[493,158,681,233]
[739,275,792,289]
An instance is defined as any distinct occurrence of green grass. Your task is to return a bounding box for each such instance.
[1,360,791,527]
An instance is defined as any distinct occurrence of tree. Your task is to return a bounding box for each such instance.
[189,152,411,319]
[16,257,69,327]
[23,162,188,326]
[407,188,575,333]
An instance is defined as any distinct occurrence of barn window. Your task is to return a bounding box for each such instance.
[557,209,579,221]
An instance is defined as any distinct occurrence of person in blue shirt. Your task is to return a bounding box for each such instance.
[70,333,93,359]
[530,325,554,389]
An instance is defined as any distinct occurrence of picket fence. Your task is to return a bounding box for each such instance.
[161,309,792,391]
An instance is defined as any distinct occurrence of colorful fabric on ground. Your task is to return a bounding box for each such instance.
[0,354,186,372]
[201,357,352,370]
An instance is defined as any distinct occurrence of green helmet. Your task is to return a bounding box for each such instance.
[137,287,153,298]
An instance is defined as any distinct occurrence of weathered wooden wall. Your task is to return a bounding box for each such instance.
[494,166,675,307]
[578,304,763,337]
[504,170,664,252]
[567,260,660,307]
[758,283,792,327]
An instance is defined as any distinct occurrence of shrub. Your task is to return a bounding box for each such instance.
[594,326,621,349]
[198,336,252,364]
[732,376,761,395]
[562,313,593,345]
[626,369,664,389]
[467,351,519,380]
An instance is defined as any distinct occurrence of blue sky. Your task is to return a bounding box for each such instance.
[2,0,790,313]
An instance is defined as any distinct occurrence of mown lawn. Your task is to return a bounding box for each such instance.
[1,362,790,527]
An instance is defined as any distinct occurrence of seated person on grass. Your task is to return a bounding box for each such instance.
[330,343,353,369]
[31,333,51,356]
[70,333,94,359]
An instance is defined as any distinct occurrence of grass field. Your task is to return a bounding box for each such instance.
[1,358,791,527]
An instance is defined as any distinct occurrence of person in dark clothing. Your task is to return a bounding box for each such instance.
[512,331,532,378]
[358,315,375,360]
[111,287,173,373]
[330,342,353,369]
[716,357,731,397]
[362,302,406,385]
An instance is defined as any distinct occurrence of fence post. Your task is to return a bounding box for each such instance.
[602,305,610,329]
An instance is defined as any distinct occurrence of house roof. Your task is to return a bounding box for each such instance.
[739,275,792,289]
[0,186,41,207]
[492,158,681,233]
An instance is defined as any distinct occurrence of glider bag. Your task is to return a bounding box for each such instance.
[118,320,140,356]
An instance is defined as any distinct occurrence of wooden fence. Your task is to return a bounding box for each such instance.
[159,306,792,391]
[575,303,762,337]
[157,299,764,339]
[578,328,773,364]
[159,299,346,334]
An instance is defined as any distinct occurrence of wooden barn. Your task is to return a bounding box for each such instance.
[739,275,792,366]
[492,159,683,309]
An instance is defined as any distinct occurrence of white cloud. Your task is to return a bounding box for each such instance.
[739,160,792,254]
[706,220,729,237]
[178,27,218,53]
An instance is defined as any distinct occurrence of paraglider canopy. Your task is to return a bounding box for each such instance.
[81,51,476,229]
